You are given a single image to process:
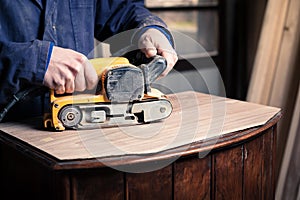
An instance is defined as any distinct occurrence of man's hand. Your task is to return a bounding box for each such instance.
[138,28,178,77]
[43,46,98,94]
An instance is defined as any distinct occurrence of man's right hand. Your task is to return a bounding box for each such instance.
[43,46,98,94]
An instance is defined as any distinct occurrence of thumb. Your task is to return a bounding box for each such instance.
[143,48,157,58]
[138,35,158,58]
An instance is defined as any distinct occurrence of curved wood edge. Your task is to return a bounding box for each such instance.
[0,131,59,168]
[0,112,282,171]
[53,111,282,170]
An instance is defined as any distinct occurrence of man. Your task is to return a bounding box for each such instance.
[0,0,177,120]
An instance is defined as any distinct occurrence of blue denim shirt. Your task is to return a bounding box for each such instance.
[0,0,169,117]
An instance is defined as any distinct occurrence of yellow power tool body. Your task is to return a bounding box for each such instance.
[44,56,172,131]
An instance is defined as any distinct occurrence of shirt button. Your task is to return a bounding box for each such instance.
[52,25,56,30]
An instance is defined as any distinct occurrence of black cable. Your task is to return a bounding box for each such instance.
[0,86,42,122]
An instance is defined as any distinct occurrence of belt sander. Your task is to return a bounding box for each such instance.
[43,56,172,131]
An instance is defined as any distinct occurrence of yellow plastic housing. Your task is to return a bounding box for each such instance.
[44,57,131,131]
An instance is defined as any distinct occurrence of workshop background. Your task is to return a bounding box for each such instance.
[141,0,299,199]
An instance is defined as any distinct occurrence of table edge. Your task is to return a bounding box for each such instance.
[0,112,282,171]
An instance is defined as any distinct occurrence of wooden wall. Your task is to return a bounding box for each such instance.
[245,0,300,198]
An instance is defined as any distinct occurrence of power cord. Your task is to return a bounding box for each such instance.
[0,86,44,122]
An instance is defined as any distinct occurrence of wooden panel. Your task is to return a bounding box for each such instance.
[213,146,243,200]
[277,84,300,199]
[243,128,275,200]
[268,0,300,181]
[126,165,172,200]
[247,0,291,104]
[243,135,263,200]
[268,0,300,107]
[247,0,299,182]
[262,128,276,200]
[71,168,124,200]
[174,156,211,200]
[0,143,53,200]
[246,0,268,78]
[53,173,71,200]
[0,92,280,161]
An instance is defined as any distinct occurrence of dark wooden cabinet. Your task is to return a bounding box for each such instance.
[0,119,279,200]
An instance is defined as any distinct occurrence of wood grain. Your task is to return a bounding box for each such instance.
[213,146,243,200]
[0,92,280,162]
[268,0,300,107]
[125,165,172,200]
[243,128,275,200]
[174,156,211,200]
[0,142,54,200]
[247,0,290,104]
[71,168,124,200]
[277,83,300,199]
[247,0,300,195]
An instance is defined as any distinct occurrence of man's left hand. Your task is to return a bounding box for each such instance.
[137,28,178,77]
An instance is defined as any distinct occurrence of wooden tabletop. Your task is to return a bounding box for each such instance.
[0,91,281,170]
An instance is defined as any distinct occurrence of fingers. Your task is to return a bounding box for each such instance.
[43,46,98,94]
[74,57,98,92]
[65,80,75,94]
[74,66,86,92]
[64,70,75,93]
[56,85,65,94]
[82,59,98,90]
[139,35,158,58]
[143,48,157,58]
[161,51,178,77]
[138,28,178,76]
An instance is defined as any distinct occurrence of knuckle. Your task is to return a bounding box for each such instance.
[68,61,82,73]
[53,79,64,88]
[77,54,87,64]
[65,73,74,82]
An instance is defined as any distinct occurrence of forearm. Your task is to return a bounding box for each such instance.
[94,0,168,42]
